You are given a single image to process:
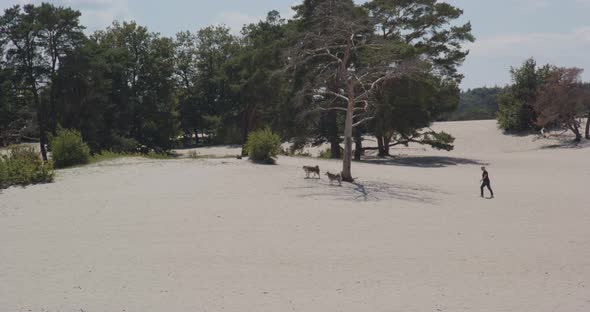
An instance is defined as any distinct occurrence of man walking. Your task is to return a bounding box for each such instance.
[481,167,494,198]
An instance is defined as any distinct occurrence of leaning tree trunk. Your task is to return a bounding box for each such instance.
[585,111,590,140]
[569,121,582,142]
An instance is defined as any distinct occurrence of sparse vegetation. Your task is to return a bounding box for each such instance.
[0,146,54,189]
[244,128,281,164]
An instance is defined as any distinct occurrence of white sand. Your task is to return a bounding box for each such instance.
[1,120,590,312]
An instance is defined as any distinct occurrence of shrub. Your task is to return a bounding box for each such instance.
[0,146,54,189]
[319,148,332,159]
[244,128,281,164]
[50,128,91,168]
[110,135,139,153]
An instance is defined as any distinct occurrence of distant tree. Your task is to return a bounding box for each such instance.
[534,67,586,142]
[497,58,553,132]
[445,87,503,121]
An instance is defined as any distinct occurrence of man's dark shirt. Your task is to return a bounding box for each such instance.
[483,171,490,183]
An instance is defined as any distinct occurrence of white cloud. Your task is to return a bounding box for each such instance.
[461,26,590,88]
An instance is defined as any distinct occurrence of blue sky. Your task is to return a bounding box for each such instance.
[2,0,589,89]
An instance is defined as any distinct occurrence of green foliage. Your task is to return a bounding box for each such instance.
[90,150,179,163]
[110,136,139,153]
[244,128,281,164]
[421,131,456,151]
[90,150,133,163]
[0,146,54,189]
[215,124,242,145]
[497,58,553,132]
[1,1,475,166]
[49,128,90,168]
[445,87,503,121]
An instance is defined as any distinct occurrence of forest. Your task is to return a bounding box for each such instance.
[0,0,475,181]
[2,0,589,182]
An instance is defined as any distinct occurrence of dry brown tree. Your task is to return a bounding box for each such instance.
[534,67,587,142]
[288,0,425,182]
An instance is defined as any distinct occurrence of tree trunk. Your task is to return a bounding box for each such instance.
[384,135,391,156]
[31,85,48,161]
[376,135,392,157]
[585,110,590,140]
[194,127,200,145]
[354,131,362,161]
[330,139,341,159]
[342,83,355,182]
[377,135,392,157]
[569,122,582,142]
[38,104,48,161]
[327,111,341,159]
[340,41,355,182]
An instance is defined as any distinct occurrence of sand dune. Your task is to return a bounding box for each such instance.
[1,120,590,312]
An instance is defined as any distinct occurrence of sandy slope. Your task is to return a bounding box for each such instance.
[1,120,590,312]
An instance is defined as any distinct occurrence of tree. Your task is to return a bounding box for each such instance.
[193,26,240,143]
[0,5,48,159]
[534,67,586,142]
[445,87,503,121]
[362,0,472,156]
[497,58,553,132]
[36,3,85,134]
[223,11,290,152]
[368,76,458,157]
[364,0,473,81]
[289,0,424,182]
[174,30,202,144]
[580,83,590,140]
[0,4,84,159]
[79,21,179,151]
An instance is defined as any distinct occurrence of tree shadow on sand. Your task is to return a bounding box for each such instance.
[289,180,444,203]
[360,155,488,168]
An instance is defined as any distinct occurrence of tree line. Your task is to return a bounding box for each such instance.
[1,0,474,181]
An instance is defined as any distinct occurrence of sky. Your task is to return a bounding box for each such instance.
[1,0,589,89]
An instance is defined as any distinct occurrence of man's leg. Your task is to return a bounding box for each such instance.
[487,183,494,198]
[481,183,485,197]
